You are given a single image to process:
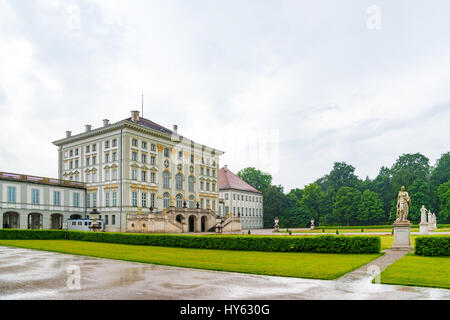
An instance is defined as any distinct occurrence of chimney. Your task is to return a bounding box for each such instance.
[103,119,109,127]
[66,131,72,138]
[224,165,228,171]
[85,125,92,132]
[173,124,178,133]
[131,110,140,123]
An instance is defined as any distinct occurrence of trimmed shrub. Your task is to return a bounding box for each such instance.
[415,236,450,256]
[0,229,381,254]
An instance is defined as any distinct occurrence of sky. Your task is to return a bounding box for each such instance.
[0,0,449,192]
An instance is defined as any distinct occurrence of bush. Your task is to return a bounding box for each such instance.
[248,230,251,235]
[336,230,339,235]
[415,236,450,256]
[0,229,381,254]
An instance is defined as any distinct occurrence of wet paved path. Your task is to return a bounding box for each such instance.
[0,246,449,300]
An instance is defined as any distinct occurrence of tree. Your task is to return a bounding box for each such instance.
[333,187,361,226]
[372,166,393,220]
[357,190,385,225]
[390,153,430,192]
[288,188,303,201]
[262,185,290,228]
[437,180,450,223]
[327,162,361,193]
[237,167,272,193]
[297,183,330,225]
[430,152,450,212]
[407,178,432,223]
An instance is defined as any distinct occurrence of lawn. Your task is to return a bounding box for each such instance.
[0,239,381,280]
[379,253,450,289]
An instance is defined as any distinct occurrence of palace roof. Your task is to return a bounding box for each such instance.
[219,167,262,194]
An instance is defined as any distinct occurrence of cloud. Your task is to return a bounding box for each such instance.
[0,0,449,192]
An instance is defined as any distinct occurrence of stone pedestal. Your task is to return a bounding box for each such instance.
[392,221,413,251]
[419,222,429,235]
[428,222,434,232]
[310,225,315,230]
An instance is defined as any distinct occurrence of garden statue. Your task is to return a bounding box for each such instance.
[420,205,427,223]
[310,217,315,230]
[395,186,410,222]
[274,217,280,232]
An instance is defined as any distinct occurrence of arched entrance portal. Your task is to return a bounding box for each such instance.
[201,216,207,232]
[176,214,183,223]
[188,215,196,232]
[3,212,19,229]
[50,214,63,230]
[28,213,43,229]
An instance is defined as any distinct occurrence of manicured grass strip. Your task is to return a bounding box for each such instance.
[0,240,381,280]
[380,253,450,289]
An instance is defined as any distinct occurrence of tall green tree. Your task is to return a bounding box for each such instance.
[372,166,393,219]
[430,152,450,212]
[333,186,361,226]
[298,183,329,225]
[262,184,290,228]
[437,180,450,223]
[237,167,272,192]
[390,153,430,192]
[324,162,361,193]
[357,190,385,225]
[407,178,432,222]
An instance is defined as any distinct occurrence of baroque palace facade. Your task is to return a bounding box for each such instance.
[51,111,241,233]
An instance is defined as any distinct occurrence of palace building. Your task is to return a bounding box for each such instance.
[219,166,264,229]
[51,110,241,233]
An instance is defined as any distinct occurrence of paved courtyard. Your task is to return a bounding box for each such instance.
[0,246,449,300]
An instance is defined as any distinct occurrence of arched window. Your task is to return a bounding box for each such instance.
[175,173,183,190]
[163,193,170,209]
[176,194,183,208]
[188,176,194,192]
[163,171,170,188]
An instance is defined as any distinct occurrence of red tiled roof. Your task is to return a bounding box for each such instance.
[219,167,262,194]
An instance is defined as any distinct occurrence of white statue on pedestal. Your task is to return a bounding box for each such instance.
[310,217,315,230]
[420,205,427,223]
[395,186,410,223]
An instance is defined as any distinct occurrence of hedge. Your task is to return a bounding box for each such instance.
[0,229,381,254]
[415,236,450,256]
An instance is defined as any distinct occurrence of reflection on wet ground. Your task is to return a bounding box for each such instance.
[0,246,448,300]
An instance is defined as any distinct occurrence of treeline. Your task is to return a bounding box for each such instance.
[237,152,450,228]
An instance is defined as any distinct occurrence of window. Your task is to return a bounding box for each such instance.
[112,152,117,161]
[141,154,147,163]
[69,161,73,169]
[105,141,110,149]
[73,193,80,207]
[176,194,183,208]
[142,171,147,182]
[132,139,138,147]
[105,170,110,181]
[70,150,73,157]
[225,206,229,214]
[178,151,183,160]
[132,191,137,207]
[7,186,16,203]
[142,141,147,149]
[150,156,155,165]
[200,198,204,209]
[150,172,155,183]
[112,169,117,180]
[86,157,90,166]
[200,167,204,175]
[164,148,169,157]
[190,154,194,163]
[92,144,96,152]
[163,171,170,188]
[112,192,117,207]
[105,154,110,163]
[200,181,204,190]
[188,176,194,192]
[142,192,147,207]
[105,192,110,207]
[212,169,215,177]
[112,139,117,147]
[233,194,236,200]
[206,199,210,209]
[75,149,79,156]
[92,156,96,165]
[151,193,155,208]
[175,174,183,190]
[212,200,216,211]
[212,183,216,192]
[112,215,116,225]
[75,160,79,168]
[163,193,170,209]
[86,145,90,153]
[105,215,109,225]
[92,171,97,183]
[189,195,195,208]
[206,182,210,191]
[92,192,97,207]
[225,193,228,200]
[53,191,61,206]
[132,169,137,180]
[206,168,210,176]
[132,152,137,161]
[32,189,39,204]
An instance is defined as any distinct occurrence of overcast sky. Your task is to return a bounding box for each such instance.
[0,0,449,192]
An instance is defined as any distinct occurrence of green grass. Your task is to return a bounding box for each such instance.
[380,253,450,289]
[0,239,381,280]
